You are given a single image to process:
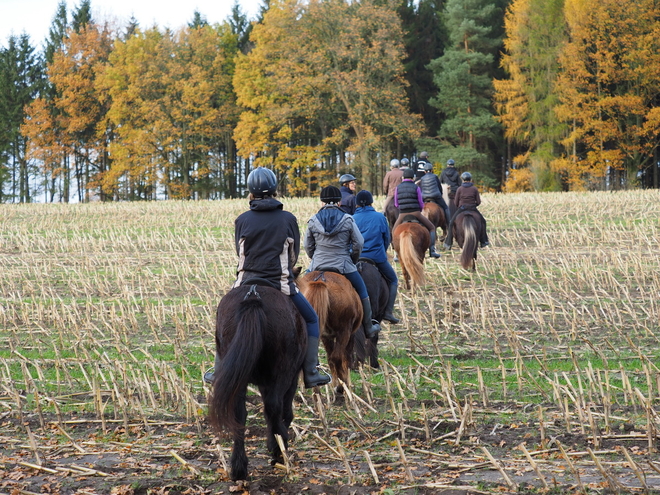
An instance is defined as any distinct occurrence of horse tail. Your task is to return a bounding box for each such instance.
[399,230,425,286]
[208,297,265,435]
[303,281,329,333]
[461,216,478,271]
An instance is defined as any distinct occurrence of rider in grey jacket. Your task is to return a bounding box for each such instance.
[305,186,381,338]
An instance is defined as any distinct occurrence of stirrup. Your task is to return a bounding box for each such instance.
[365,320,381,338]
[203,368,215,384]
[382,313,399,324]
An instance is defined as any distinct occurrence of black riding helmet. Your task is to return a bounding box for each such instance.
[320,185,342,204]
[461,172,472,181]
[247,167,277,197]
[424,162,434,172]
[403,168,415,179]
[356,190,373,206]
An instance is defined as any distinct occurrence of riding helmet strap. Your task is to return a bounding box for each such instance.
[244,284,261,300]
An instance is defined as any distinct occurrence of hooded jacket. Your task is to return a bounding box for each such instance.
[305,205,364,274]
[232,197,300,295]
[454,182,481,208]
[353,206,390,264]
[440,167,461,194]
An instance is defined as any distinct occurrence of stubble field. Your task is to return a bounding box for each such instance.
[1,190,660,494]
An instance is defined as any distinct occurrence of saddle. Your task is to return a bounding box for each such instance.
[399,214,422,224]
[311,268,341,282]
[240,277,279,290]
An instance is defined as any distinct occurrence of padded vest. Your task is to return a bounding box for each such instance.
[397,181,420,213]
[420,173,441,200]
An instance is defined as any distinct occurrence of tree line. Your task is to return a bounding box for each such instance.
[0,0,658,202]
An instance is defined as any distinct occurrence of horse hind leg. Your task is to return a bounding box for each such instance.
[230,388,249,480]
[262,386,288,465]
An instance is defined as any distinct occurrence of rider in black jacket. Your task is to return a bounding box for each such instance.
[205,167,331,389]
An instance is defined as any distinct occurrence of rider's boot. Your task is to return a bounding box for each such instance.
[480,227,490,248]
[303,336,332,388]
[429,230,441,258]
[443,224,453,251]
[361,297,381,338]
[382,284,400,324]
[203,352,222,384]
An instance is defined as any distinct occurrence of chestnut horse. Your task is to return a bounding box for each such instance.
[296,271,362,391]
[422,201,447,241]
[353,259,388,369]
[208,283,306,480]
[392,217,430,289]
[453,210,482,271]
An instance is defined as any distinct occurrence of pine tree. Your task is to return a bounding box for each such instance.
[0,35,45,202]
[428,0,503,185]
[189,11,209,29]
[398,0,447,137]
[229,1,252,53]
[72,0,93,34]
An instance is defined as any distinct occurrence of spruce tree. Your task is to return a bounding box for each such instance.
[0,34,45,202]
[428,0,503,184]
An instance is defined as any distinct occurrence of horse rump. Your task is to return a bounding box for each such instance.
[208,285,305,480]
[457,213,479,271]
[393,222,428,288]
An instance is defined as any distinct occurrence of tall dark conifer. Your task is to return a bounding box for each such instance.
[0,34,45,202]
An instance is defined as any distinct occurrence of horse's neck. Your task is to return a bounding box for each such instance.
[441,183,450,205]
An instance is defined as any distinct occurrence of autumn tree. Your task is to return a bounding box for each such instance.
[493,0,567,191]
[233,0,423,195]
[554,0,660,189]
[100,24,240,199]
[23,22,113,202]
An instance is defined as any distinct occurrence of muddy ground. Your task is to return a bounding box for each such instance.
[2,394,660,495]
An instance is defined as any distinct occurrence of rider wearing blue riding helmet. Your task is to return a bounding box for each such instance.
[205,167,331,389]
[305,186,381,338]
[353,190,400,324]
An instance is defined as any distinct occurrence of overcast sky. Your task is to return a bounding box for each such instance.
[0,0,263,48]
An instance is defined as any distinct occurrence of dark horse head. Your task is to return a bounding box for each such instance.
[208,284,305,480]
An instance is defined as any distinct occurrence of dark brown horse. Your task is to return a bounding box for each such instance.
[422,201,447,241]
[384,200,399,232]
[354,259,388,369]
[296,271,362,391]
[208,284,305,480]
[453,210,482,271]
[392,217,430,289]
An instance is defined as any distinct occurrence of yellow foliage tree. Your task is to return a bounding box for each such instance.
[555,0,660,186]
[233,0,423,195]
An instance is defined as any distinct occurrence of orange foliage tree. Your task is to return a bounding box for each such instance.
[233,0,423,195]
[555,0,660,188]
